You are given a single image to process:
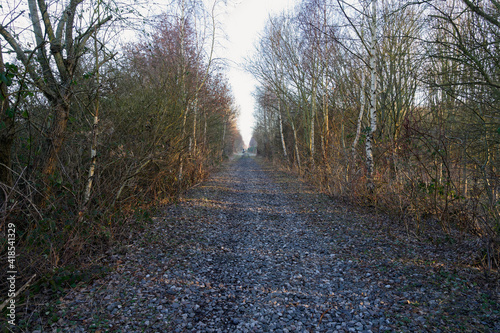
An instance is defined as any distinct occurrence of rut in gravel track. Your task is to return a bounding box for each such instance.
[43,155,499,333]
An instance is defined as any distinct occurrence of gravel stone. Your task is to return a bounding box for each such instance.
[44,156,499,332]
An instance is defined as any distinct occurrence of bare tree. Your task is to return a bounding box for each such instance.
[0,0,113,189]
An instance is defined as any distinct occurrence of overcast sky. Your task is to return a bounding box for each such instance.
[216,0,297,146]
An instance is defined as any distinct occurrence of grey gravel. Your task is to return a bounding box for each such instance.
[49,155,499,332]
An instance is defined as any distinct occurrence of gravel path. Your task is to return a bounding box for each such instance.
[45,155,498,332]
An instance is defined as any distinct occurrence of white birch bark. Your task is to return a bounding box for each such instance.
[278,98,288,159]
[365,0,377,191]
[352,70,366,159]
[83,3,102,207]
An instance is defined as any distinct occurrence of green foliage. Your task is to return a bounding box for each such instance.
[0,63,17,87]
[34,265,111,293]
[134,208,154,224]
[0,72,12,87]
[417,179,454,197]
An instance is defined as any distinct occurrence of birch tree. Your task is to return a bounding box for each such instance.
[82,1,116,209]
[334,0,378,189]
[365,0,378,191]
[248,15,301,167]
[176,0,220,181]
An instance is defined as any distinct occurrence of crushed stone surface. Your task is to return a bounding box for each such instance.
[43,156,498,332]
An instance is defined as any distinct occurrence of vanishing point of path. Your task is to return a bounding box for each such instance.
[51,156,498,332]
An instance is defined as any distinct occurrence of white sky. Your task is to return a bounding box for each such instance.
[216,0,297,146]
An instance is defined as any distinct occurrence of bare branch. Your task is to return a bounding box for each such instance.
[462,0,500,28]
[0,24,55,97]
[75,15,113,58]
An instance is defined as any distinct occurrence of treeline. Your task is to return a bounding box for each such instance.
[0,0,240,286]
[249,0,499,267]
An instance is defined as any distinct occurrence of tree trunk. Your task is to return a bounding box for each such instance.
[192,96,198,154]
[221,119,226,157]
[310,82,316,165]
[365,0,377,192]
[462,135,468,197]
[291,121,301,173]
[278,99,288,160]
[0,44,14,187]
[321,77,329,162]
[203,111,207,148]
[84,107,98,206]
[82,22,103,208]
[178,0,188,182]
[42,96,70,178]
[352,70,366,160]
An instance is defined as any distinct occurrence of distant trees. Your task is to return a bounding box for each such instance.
[120,12,238,188]
[249,0,499,266]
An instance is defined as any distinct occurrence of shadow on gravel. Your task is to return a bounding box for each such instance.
[32,154,500,333]
[160,155,500,332]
